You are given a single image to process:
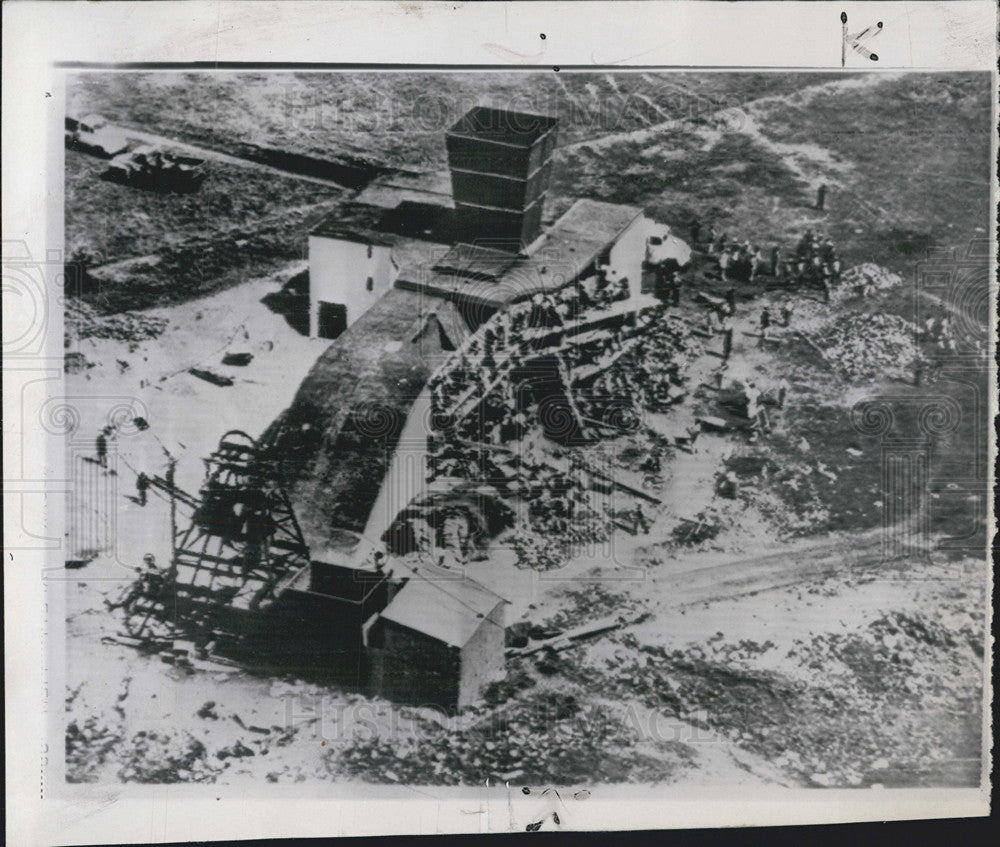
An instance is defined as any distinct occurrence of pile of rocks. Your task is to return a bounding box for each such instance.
[838,263,904,298]
[65,714,124,783]
[64,350,95,374]
[510,529,569,572]
[118,729,222,783]
[671,507,722,545]
[816,312,919,381]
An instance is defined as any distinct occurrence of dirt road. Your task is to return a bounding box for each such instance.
[114,125,357,192]
[650,528,894,609]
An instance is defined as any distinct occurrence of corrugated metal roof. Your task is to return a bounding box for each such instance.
[394,199,646,309]
[541,198,644,247]
[380,572,507,648]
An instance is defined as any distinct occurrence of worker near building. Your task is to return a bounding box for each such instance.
[750,246,765,282]
[140,553,161,583]
[796,230,814,259]
[776,378,790,409]
[719,248,731,282]
[720,326,734,362]
[758,308,772,346]
[770,245,781,277]
[641,449,662,476]
[820,237,837,267]
[724,287,736,315]
[779,304,793,328]
[715,470,739,499]
[745,382,770,436]
[105,553,161,613]
[819,266,832,303]
[136,472,150,507]
[669,270,683,306]
[705,224,717,254]
[96,428,109,468]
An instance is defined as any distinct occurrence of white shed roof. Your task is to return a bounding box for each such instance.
[379,573,507,648]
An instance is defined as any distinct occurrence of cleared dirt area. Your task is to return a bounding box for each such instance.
[63,71,991,788]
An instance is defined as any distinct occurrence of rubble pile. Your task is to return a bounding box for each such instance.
[65,715,124,783]
[327,691,686,785]
[838,263,904,298]
[671,507,723,545]
[510,529,571,571]
[543,584,641,631]
[66,300,168,343]
[815,312,919,381]
[64,350,95,374]
[118,730,222,783]
[735,453,832,537]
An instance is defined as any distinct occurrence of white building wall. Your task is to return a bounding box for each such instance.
[308,235,397,337]
[606,214,651,301]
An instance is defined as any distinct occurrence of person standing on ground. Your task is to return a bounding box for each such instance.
[669,270,682,306]
[820,267,832,303]
[689,217,701,246]
[96,429,108,469]
[721,326,734,362]
[705,224,717,255]
[776,378,791,410]
[816,184,827,211]
[758,308,772,346]
[136,472,150,507]
[770,245,781,277]
[750,246,764,282]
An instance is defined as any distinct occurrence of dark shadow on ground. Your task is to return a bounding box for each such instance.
[261,270,310,336]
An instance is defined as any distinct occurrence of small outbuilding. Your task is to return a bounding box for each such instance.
[366,571,508,711]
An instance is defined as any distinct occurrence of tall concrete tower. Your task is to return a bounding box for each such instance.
[445,106,559,252]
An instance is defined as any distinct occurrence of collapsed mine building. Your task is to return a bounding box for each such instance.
[127,107,691,711]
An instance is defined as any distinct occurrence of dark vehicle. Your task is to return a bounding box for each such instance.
[103,144,206,192]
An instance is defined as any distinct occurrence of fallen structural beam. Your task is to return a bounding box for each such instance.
[506,612,649,658]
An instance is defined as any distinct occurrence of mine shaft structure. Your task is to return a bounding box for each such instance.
[123,430,311,652]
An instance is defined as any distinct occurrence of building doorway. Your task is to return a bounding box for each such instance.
[317,301,348,340]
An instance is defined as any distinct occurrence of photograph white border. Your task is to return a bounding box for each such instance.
[4,2,996,843]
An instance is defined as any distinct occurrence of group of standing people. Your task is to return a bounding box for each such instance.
[784,230,841,300]
[688,217,842,301]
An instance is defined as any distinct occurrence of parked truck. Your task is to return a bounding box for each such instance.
[65,114,129,158]
[103,144,207,193]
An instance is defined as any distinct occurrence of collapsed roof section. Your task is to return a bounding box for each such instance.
[262,286,471,550]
